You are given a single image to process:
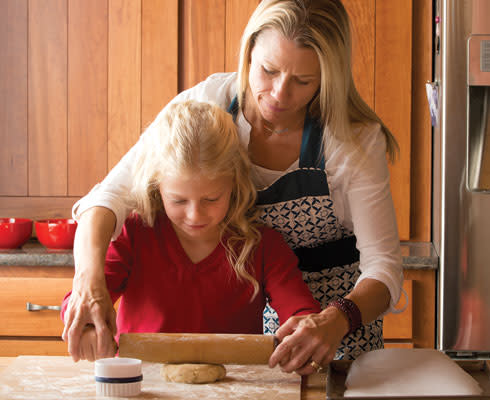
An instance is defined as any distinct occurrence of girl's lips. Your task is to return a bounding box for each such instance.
[185,224,207,230]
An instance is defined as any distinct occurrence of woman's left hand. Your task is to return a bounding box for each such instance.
[268,306,349,375]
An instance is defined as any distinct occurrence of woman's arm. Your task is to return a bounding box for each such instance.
[269,278,390,375]
[270,125,402,375]
[64,72,237,361]
[62,206,117,362]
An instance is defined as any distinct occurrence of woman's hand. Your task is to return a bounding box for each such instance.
[269,280,392,374]
[76,324,116,362]
[62,206,117,362]
[268,307,349,375]
[62,280,117,362]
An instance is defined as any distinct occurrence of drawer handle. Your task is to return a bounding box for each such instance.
[26,302,61,311]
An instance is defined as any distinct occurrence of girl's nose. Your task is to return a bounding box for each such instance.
[187,202,203,221]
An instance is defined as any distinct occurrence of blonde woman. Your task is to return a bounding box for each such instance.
[61,101,320,361]
[64,0,403,374]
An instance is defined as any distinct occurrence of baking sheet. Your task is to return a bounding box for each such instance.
[0,356,300,400]
[326,359,490,399]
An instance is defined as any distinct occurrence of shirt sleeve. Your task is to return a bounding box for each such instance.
[72,72,237,239]
[260,228,322,324]
[60,219,135,323]
[103,219,134,304]
[326,123,404,314]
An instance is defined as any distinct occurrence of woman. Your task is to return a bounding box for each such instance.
[63,0,403,375]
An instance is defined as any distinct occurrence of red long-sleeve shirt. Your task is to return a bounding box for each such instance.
[62,213,320,337]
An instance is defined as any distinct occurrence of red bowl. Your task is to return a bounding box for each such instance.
[0,218,33,249]
[35,219,78,250]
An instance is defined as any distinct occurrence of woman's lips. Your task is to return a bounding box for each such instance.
[264,100,287,113]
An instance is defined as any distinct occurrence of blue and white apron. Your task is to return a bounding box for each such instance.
[228,97,383,360]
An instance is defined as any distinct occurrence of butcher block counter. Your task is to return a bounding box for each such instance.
[1,356,489,399]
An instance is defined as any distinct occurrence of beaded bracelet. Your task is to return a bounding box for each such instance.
[327,297,362,337]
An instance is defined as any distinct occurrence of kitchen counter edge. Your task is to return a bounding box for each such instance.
[0,241,438,270]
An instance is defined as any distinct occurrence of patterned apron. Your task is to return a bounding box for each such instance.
[228,98,383,360]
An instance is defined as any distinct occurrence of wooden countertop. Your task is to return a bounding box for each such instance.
[0,356,327,399]
[0,357,15,373]
[1,357,489,399]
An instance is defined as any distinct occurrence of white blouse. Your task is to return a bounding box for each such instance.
[73,72,404,313]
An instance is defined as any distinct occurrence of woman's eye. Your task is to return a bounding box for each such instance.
[262,66,275,75]
[205,198,218,202]
[295,78,310,85]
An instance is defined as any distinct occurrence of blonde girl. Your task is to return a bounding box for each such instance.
[61,100,320,361]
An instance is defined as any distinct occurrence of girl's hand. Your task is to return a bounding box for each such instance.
[268,307,349,375]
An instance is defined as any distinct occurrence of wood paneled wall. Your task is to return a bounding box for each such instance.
[0,0,431,241]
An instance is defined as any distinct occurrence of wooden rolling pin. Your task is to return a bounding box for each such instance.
[118,333,278,364]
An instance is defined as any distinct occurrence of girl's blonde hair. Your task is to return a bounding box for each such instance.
[131,100,261,299]
[237,0,399,162]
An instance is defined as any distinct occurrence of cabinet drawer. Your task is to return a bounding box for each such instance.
[0,277,72,336]
[0,339,68,356]
[383,279,413,339]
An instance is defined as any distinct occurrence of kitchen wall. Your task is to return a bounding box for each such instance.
[0,0,432,242]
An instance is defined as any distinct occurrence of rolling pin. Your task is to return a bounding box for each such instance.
[118,333,278,364]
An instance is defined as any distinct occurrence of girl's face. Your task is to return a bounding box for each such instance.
[159,172,233,242]
[248,29,321,126]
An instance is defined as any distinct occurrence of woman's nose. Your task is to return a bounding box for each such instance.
[270,77,288,102]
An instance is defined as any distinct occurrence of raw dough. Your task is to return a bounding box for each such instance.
[161,363,226,384]
[344,348,482,397]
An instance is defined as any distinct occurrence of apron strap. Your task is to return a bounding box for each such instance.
[293,235,360,271]
[227,95,239,121]
[300,116,325,169]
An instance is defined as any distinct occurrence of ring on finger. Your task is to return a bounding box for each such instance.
[310,360,324,373]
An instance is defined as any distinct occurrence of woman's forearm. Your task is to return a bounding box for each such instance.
[345,278,391,325]
[63,206,118,361]
[73,206,116,285]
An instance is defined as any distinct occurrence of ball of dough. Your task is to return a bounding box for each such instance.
[161,363,226,384]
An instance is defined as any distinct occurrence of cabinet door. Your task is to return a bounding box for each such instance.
[384,279,414,340]
[0,277,71,336]
[0,339,68,357]
[383,270,436,349]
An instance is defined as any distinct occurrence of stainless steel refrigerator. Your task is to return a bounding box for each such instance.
[433,0,490,358]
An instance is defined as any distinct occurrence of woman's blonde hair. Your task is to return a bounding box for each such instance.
[237,0,398,162]
[131,100,262,299]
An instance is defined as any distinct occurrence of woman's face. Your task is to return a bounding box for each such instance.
[248,29,321,126]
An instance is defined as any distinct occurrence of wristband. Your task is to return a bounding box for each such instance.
[327,297,362,337]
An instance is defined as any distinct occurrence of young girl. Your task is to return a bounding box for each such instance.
[61,100,321,361]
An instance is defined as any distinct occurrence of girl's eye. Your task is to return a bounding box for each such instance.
[173,200,186,204]
[205,198,218,202]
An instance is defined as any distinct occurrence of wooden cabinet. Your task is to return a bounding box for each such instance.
[0,0,432,243]
[0,264,436,356]
[383,269,436,349]
[0,266,73,356]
